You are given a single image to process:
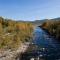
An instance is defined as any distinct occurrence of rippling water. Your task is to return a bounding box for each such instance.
[20,27,60,60]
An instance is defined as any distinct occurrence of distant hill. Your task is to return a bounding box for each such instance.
[31,17,60,26]
[31,19,48,26]
[50,17,60,21]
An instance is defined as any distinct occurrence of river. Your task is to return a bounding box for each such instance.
[20,27,60,60]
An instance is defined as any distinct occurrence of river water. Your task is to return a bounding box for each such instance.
[20,27,60,60]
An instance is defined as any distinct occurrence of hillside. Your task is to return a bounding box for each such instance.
[0,17,33,49]
[31,17,60,26]
[41,19,60,40]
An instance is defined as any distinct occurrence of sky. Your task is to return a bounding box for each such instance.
[0,0,60,21]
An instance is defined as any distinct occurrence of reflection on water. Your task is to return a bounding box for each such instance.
[20,27,60,60]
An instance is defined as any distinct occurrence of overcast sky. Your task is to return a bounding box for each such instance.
[0,0,60,21]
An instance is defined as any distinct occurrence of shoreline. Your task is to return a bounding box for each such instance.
[0,42,30,60]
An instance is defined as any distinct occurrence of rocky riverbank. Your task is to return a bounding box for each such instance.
[0,42,30,60]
